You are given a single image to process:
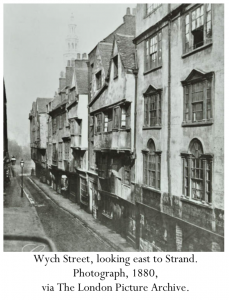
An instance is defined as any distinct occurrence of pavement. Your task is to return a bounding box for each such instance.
[29,176,136,252]
[3,175,53,251]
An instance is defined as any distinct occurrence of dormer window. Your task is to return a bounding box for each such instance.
[96,70,102,90]
[113,55,118,79]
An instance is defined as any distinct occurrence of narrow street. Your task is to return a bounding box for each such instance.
[22,175,115,252]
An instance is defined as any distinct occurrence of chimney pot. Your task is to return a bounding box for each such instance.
[126,7,130,15]
[82,53,87,59]
[132,8,136,16]
[77,53,81,59]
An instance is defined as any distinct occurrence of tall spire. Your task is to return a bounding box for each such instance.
[63,13,78,67]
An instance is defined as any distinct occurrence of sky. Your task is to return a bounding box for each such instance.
[4,3,136,147]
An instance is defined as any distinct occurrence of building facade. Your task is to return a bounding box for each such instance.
[87,8,137,244]
[29,5,224,252]
[133,3,224,251]
[29,97,51,179]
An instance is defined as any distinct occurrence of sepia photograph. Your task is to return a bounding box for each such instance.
[3,3,224,252]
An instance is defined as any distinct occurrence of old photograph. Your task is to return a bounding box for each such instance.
[3,3,224,252]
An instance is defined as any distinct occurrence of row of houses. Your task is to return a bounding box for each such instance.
[29,4,224,251]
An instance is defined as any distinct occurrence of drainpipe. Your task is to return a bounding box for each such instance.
[133,49,138,158]
[133,48,139,250]
[167,5,172,201]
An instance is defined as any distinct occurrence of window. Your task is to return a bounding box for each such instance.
[181,139,213,204]
[146,3,161,16]
[95,113,102,133]
[96,153,107,178]
[123,165,131,186]
[184,4,212,54]
[70,120,75,135]
[113,107,120,129]
[113,55,118,78]
[52,118,56,134]
[52,144,57,163]
[143,139,161,189]
[96,71,102,90]
[121,104,131,128]
[145,31,162,71]
[144,85,162,127]
[103,196,113,219]
[64,142,70,160]
[58,143,62,161]
[104,110,112,132]
[181,69,213,125]
[59,115,62,129]
[80,177,88,205]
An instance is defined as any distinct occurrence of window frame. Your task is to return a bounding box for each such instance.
[181,70,214,126]
[142,139,161,190]
[183,4,212,55]
[58,142,63,161]
[145,30,162,72]
[113,55,118,79]
[95,70,102,90]
[143,86,162,128]
[64,141,70,160]
[181,139,213,205]
[145,3,162,17]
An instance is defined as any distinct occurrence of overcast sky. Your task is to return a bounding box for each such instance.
[4,3,136,146]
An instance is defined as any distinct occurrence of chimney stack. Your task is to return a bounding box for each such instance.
[82,53,87,60]
[123,6,135,24]
[77,53,81,59]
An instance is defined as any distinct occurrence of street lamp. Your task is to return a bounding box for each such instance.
[11,156,16,165]
[20,159,24,197]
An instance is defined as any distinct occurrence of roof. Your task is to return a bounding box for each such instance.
[74,60,88,94]
[36,98,52,113]
[52,99,68,111]
[115,34,136,70]
[98,42,113,76]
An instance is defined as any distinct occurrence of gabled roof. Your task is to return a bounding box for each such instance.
[98,42,113,76]
[36,98,52,113]
[115,34,136,70]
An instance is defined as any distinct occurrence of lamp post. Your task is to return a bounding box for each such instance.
[20,159,24,197]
